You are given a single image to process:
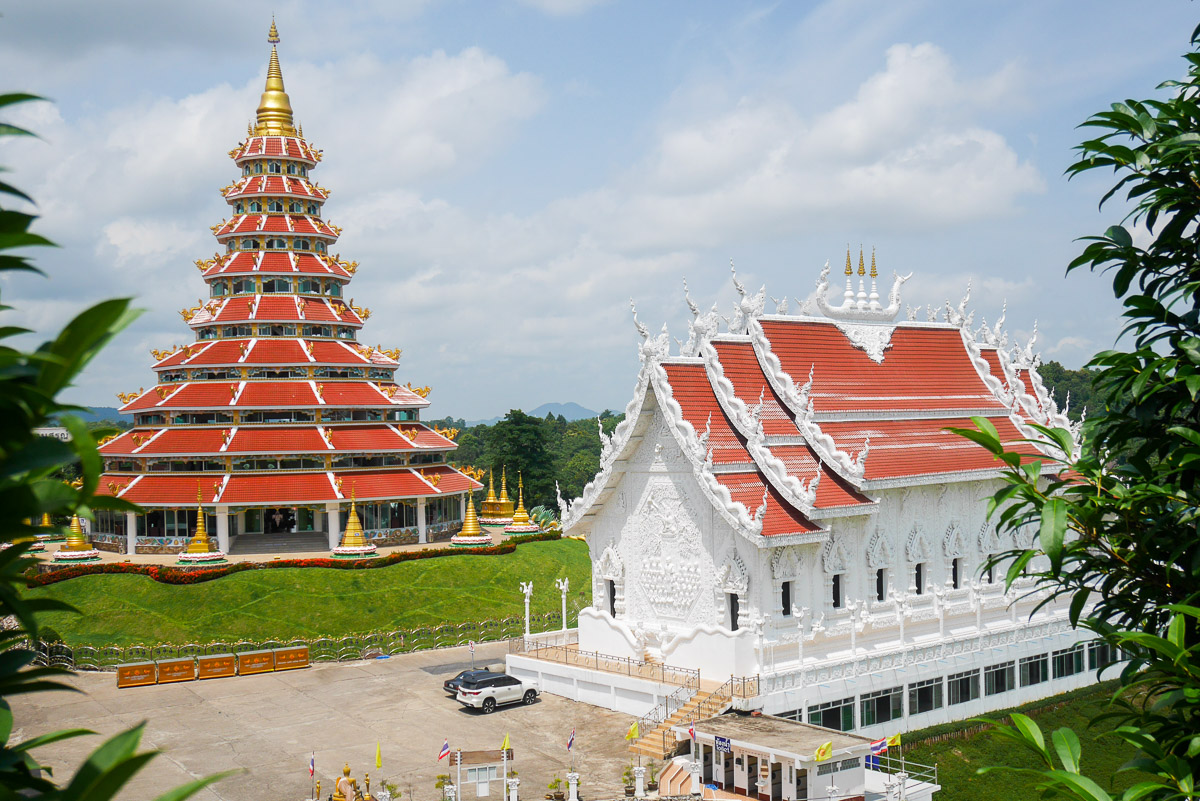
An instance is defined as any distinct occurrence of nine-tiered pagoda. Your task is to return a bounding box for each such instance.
[93,23,481,556]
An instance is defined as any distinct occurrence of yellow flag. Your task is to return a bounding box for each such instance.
[625,721,639,741]
[814,741,833,762]
[500,732,510,752]
[886,733,902,748]
[376,741,382,769]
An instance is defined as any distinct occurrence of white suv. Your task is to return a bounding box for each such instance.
[456,673,538,713]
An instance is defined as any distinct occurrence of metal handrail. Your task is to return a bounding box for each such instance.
[515,641,701,687]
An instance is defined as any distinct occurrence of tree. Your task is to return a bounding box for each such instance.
[486,410,555,507]
[0,93,225,799]
[1037,361,1101,422]
[953,26,1200,801]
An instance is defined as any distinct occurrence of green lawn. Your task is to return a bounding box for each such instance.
[27,538,592,647]
[903,682,1142,801]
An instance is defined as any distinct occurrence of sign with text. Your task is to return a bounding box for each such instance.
[197,653,236,680]
[273,645,309,671]
[237,649,274,675]
[116,662,156,689]
[714,736,732,754]
[156,657,196,684]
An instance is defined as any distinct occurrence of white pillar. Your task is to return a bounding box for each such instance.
[417,497,427,544]
[326,501,341,549]
[125,512,137,555]
[690,760,702,798]
[634,766,646,799]
[507,778,520,801]
[567,773,579,801]
[555,577,569,630]
[216,506,230,552]
[520,582,533,636]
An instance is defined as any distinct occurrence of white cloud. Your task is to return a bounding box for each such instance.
[514,0,610,16]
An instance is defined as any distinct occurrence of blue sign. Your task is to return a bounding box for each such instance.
[714,736,732,754]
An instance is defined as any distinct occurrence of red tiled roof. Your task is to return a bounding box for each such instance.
[714,471,821,536]
[224,175,328,200]
[227,427,328,453]
[318,382,391,405]
[120,382,236,411]
[711,340,797,436]
[660,362,752,465]
[333,469,468,500]
[219,472,338,504]
[205,252,348,277]
[237,381,318,406]
[233,135,320,162]
[418,465,484,492]
[758,320,1008,415]
[97,474,225,505]
[242,339,307,364]
[767,444,872,508]
[328,425,411,451]
[397,423,457,448]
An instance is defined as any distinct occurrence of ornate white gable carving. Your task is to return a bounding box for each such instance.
[822,537,850,574]
[771,546,804,579]
[906,526,931,563]
[943,522,965,557]
[625,478,708,622]
[598,544,624,580]
[717,551,749,594]
[866,529,894,569]
[978,521,1002,553]
[831,321,897,364]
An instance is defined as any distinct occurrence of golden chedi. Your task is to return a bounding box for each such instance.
[52,514,101,563]
[504,473,539,533]
[332,489,378,558]
[451,491,493,548]
[479,467,514,525]
[177,485,228,564]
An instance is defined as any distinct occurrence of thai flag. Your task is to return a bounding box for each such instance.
[309,753,315,777]
[869,738,888,755]
[567,728,575,752]
[688,723,696,741]
[439,739,451,761]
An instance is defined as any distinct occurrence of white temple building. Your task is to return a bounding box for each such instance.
[509,253,1112,754]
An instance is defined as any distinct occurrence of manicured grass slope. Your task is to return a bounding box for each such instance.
[904,683,1142,801]
[29,539,591,647]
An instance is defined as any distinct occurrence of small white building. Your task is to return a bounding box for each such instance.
[510,261,1111,742]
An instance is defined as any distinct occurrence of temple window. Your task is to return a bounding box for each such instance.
[914,562,926,595]
[232,278,255,294]
[261,277,290,293]
[947,670,981,705]
[727,592,740,630]
[242,165,251,176]
[367,369,392,380]
[265,238,287,250]
[302,324,332,337]
[298,278,321,294]
[135,414,165,426]
[315,241,326,253]
[267,200,285,213]
[190,369,236,380]
[210,280,228,297]
[294,238,311,251]
[875,568,888,602]
[159,371,186,382]
[336,327,355,340]
[1019,654,1049,687]
[198,327,218,340]
[241,238,261,250]
[386,409,417,422]
[226,241,235,253]
[306,202,319,215]
[951,557,962,589]
[249,201,263,212]
[268,160,282,174]
[606,579,616,617]
[780,581,792,616]
[222,324,253,337]
[289,201,302,213]
[286,162,298,175]
[807,697,854,732]
[300,166,308,177]
[234,201,245,214]
[253,162,263,174]
[985,554,997,584]
[860,687,903,727]
[831,573,844,609]
[326,281,342,297]
[985,662,1015,695]
[908,677,944,714]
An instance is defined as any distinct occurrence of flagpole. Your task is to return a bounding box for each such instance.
[311,752,315,801]
[457,748,462,801]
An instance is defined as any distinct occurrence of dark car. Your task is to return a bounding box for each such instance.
[444,668,499,696]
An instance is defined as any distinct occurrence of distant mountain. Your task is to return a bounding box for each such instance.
[456,402,599,427]
[71,406,125,423]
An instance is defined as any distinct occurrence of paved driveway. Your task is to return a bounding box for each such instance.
[13,641,645,801]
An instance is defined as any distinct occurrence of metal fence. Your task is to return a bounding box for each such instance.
[511,639,700,687]
[32,613,562,672]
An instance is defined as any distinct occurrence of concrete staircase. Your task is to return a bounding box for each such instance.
[629,681,734,759]
[657,759,694,796]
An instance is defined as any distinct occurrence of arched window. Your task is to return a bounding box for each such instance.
[326,281,341,297]
[265,238,287,250]
[268,160,282,174]
[241,238,261,251]
[210,281,228,297]
[232,278,255,294]
[248,201,262,213]
[289,201,302,213]
[242,164,251,176]
[315,241,326,253]
[253,162,263,174]
[261,278,290,293]
[306,202,319,215]
[267,199,284,213]
[286,163,298,175]
[298,278,321,294]
[226,241,235,253]
[294,238,311,251]
[300,166,308,177]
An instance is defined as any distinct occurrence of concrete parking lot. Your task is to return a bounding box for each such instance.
[13,641,645,801]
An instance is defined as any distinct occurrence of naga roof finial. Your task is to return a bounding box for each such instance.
[858,246,866,276]
[844,245,852,276]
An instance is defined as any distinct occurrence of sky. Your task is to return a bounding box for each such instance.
[0,0,1194,421]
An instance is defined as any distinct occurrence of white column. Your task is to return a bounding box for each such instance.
[216,505,230,552]
[555,577,569,631]
[506,778,520,801]
[689,759,702,798]
[124,512,137,555]
[521,582,533,636]
[326,501,341,549]
[634,766,646,799]
[417,497,427,544]
[567,773,579,801]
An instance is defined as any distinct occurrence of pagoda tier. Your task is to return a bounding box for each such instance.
[94,22,480,557]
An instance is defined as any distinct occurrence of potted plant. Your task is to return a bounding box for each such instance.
[622,763,636,797]
[647,760,659,792]
[547,774,565,801]
[435,774,451,801]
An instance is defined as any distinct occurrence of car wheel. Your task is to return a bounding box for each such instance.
[482,697,497,714]
[523,690,536,705]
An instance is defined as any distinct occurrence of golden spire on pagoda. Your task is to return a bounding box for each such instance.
[340,487,367,548]
[254,19,296,136]
[63,514,91,552]
[40,512,52,528]
[185,483,214,553]
[460,491,483,537]
[500,467,510,504]
[511,473,530,526]
[857,246,866,276]
[870,247,878,278]
[844,245,852,276]
[485,470,498,504]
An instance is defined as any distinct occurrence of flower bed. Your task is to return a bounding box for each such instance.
[478,517,513,526]
[27,540,519,587]
[502,523,540,534]
[52,549,102,563]
[448,534,494,548]
[331,544,378,559]
[176,551,229,565]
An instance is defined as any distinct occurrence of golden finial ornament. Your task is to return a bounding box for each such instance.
[486,470,498,504]
[511,473,531,526]
[858,246,866,276]
[340,487,367,548]
[63,513,92,552]
[844,245,852,276]
[255,20,296,136]
[40,513,52,528]
[500,467,510,504]
[870,247,878,278]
